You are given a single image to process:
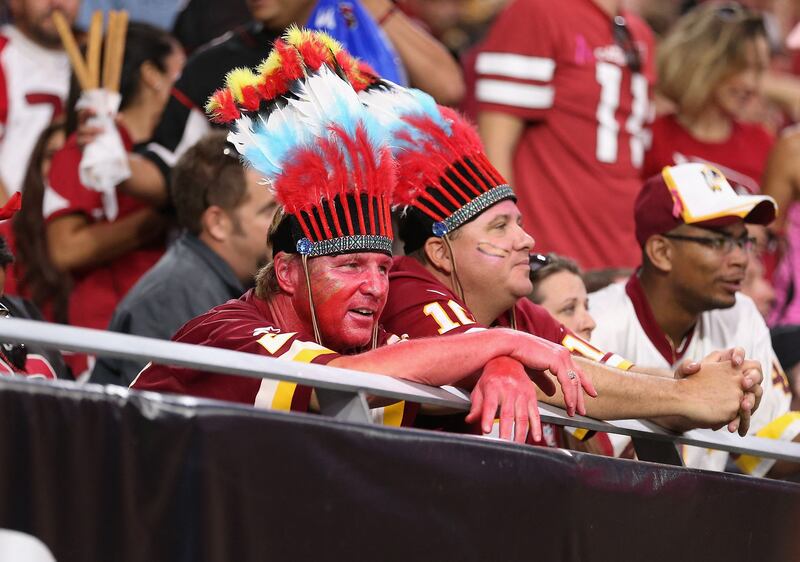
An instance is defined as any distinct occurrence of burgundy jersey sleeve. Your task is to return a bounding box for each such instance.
[473,0,559,122]
[131,295,339,411]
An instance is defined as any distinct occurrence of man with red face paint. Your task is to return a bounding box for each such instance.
[132,30,595,436]
[355,75,761,441]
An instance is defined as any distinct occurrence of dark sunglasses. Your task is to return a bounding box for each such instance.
[529,253,551,273]
[612,15,642,74]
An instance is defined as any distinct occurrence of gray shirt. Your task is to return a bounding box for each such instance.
[89,232,245,386]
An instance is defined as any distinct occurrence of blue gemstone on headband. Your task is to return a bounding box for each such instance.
[296,237,313,255]
[432,222,448,237]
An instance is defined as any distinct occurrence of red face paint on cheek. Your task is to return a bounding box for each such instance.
[313,270,375,351]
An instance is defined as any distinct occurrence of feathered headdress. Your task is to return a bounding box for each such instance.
[205,27,394,257]
[356,74,515,253]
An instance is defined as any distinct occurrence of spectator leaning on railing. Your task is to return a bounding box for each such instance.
[131,30,596,439]
[90,131,277,386]
[349,70,761,441]
[589,163,800,478]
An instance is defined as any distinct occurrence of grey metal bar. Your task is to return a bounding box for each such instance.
[1,318,799,464]
[316,388,371,423]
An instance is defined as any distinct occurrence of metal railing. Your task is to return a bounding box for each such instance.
[1,317,799,467]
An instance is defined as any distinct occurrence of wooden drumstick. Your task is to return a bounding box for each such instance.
[86,11,103,89]
[52,10,92,90]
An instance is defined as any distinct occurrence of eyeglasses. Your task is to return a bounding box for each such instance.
[530,253,551,273]
[612,15,642,74]
[662,232,756,254]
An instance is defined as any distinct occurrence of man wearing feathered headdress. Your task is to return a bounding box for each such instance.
[131,29,595,435]
[351,67,763,443]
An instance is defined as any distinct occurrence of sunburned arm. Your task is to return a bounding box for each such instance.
[47,210,167,272]
[330,327,595,415]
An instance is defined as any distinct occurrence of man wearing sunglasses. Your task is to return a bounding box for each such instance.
[590,163,799,477]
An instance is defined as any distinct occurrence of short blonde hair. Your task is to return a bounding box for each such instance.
[657,3,767,118]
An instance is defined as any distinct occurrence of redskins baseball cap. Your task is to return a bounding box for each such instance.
[634,163,777,246]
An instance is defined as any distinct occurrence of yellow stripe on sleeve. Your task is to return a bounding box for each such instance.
[293,347,337,363]
[271,381,298,411]
[561,334,605,362]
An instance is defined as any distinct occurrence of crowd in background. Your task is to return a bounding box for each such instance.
[1,0,800,467]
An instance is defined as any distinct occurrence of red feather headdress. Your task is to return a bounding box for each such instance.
[205,27,395,257]
[354,73,515,252]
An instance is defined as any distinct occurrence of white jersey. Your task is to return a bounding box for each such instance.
[0,25,70,194]
[589,277,797,477]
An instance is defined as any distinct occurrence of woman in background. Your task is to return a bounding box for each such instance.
[529,253,596,342]
[43,22,185,378]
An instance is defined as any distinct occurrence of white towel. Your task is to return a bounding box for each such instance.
[77,89,131,221]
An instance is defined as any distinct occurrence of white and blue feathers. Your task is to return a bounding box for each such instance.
[226,64,388,184]
[357,80,452,154]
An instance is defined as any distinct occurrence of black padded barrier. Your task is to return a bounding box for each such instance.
[1,377,799,562]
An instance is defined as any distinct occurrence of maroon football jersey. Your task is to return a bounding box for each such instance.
[468,0,655,269]
[132,290,339,411]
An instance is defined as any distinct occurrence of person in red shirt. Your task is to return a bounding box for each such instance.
[133,30,595,438]
[645,3,774,193]
[355,72,761,440]
[465,0,655,269]
[42,23,185,377]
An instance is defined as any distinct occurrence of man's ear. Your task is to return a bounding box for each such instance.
[201,205,231,242]
[423,236,453,274]
[274,252,300,296]
[644,235,673,273]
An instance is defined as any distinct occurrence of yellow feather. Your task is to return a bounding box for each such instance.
[225,67,260,102]
[256,51,282,78]
[314,31,342,54]
[284,25,304,45]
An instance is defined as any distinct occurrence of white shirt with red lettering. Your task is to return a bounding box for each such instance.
[0,25,70,194]
[589,277,798,477]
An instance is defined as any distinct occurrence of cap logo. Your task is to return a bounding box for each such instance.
[701,167,725,193]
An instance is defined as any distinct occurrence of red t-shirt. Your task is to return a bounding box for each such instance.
[643,113,775,194]
[132,290,339,409]
[43,126,164,331]
[467,0,655,269]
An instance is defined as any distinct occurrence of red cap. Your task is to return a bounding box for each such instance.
[634,163,776,247]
